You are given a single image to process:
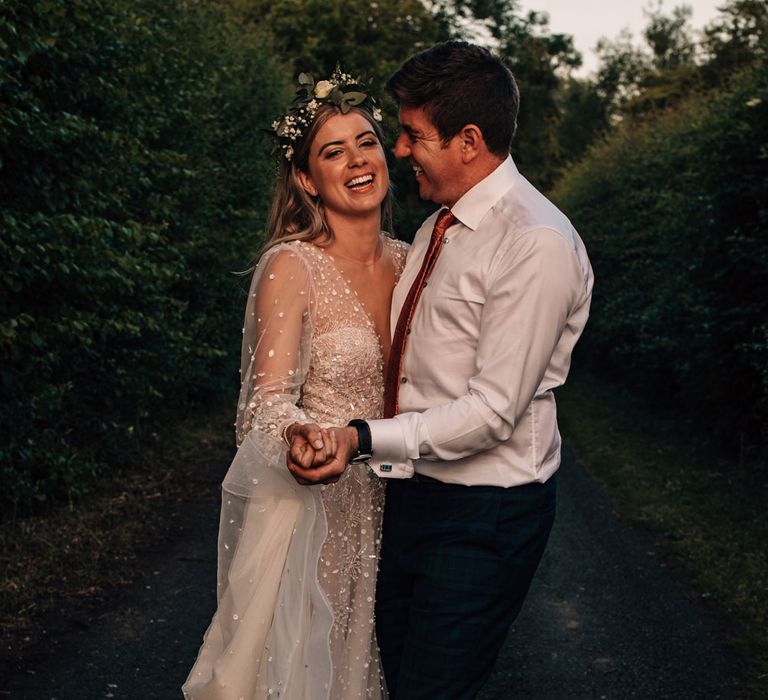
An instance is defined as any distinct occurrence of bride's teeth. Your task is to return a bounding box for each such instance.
[347,175,373,188]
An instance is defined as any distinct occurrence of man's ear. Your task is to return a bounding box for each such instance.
[297,168,319,197]
[458,124,484,163]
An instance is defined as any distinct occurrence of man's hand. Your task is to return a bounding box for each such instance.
[287,426,358,485]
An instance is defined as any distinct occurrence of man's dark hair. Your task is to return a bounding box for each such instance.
[386,41,519,157]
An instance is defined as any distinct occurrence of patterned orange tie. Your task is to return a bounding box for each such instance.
[383,208,457,418]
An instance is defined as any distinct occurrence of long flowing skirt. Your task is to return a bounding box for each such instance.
[183,430,385,699]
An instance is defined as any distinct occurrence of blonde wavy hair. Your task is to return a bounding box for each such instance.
[263,103,393,253]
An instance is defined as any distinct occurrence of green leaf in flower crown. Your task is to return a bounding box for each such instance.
[330,89,344,105]
[343,92,366,107]
[298,72,313,86]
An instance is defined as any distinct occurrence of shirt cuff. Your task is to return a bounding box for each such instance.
[367,417,408,463]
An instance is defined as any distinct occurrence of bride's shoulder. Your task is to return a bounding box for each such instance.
[254,240,318,281]
[258,239,321,263]
[382,234,410,272]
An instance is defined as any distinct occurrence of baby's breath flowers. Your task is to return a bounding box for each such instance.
[269,66,382,161]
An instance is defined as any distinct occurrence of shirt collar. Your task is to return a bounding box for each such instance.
[450,155,519,231]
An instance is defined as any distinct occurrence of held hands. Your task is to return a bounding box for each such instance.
[285,423,359,485]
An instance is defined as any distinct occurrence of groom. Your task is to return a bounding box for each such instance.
[288,41,594,698]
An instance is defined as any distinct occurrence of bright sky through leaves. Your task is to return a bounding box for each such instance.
[519,0,724,74]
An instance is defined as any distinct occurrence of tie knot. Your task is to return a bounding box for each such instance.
[434,209,457,236]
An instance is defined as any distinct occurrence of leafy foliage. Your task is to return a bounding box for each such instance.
[0,0,288,513]
[497,12,581,190]
[553,52,768,453]
[231,0,444,87]
[3,0,766,513]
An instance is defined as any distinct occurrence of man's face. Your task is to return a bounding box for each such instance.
[393,106,464,207]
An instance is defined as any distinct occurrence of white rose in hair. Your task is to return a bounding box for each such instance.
[314,81,334,98]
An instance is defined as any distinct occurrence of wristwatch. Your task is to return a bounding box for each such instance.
[347,419,373,464]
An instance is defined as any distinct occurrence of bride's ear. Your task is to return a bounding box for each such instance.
[297,169,319,198]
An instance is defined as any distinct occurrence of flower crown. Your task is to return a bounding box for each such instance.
[270,66,383,161]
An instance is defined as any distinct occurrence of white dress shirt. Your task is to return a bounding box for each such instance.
[367,156,594,486]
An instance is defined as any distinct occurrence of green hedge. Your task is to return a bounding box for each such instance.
[0,0,289,511]
[553,55,768,452]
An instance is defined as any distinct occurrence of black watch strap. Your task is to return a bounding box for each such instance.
[347,419,373,462]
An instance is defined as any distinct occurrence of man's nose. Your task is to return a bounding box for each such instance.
[393,132,410,159]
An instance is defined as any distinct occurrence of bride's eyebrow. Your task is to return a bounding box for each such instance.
[318,131,377,156]
[318,140,344,156]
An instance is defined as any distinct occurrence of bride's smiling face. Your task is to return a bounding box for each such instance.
[298,111,389,219]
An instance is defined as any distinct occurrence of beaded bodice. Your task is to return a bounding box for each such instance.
[300,240,402,425]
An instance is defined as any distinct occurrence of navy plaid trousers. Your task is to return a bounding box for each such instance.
[375,475,556,699]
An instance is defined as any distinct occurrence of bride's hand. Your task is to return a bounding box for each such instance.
[286,424,339,484]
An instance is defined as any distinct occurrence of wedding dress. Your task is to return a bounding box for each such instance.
[183,236,407,700]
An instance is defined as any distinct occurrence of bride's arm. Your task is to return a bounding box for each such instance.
[236,245,315,446]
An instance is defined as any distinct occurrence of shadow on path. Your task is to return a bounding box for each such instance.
[3,445,738,699]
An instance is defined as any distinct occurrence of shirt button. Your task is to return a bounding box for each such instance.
[444,238,449,244]
[423,281,428,288]
[400,376,408,384]
[406,327,411,335]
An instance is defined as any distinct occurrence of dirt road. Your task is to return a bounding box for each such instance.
[3,446,738,699]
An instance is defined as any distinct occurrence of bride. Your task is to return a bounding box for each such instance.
[183,68,407,700]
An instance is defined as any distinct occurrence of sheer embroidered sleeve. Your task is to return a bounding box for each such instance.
[235,244,315,446]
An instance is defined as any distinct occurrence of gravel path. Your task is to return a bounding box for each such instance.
[3,445,739,699]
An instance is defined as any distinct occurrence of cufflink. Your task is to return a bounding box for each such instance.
[380,464,392,472]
